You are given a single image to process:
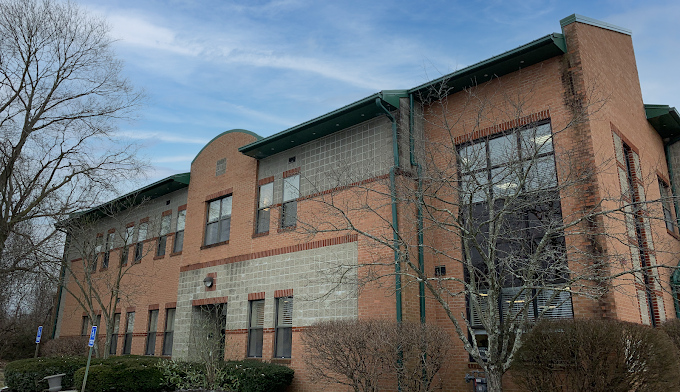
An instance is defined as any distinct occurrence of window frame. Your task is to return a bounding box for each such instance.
[162,308,176,356]
[204,195,233,246]
[135,222,148,263]
[658,178,677,233]
[274,296,293,358]
[110,313,120,355]
[247,299,265,358]
[123,311,135,355]
[156,214,172,257]
[281,175,300,228]
[145,309,159,355]
[103,232,114,269]
[173,210,186,253]
[256,182,274,234]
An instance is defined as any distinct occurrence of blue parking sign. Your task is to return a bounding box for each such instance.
[35,326,43,343]
[88,326,97,347]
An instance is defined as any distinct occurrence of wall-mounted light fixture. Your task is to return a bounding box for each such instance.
[203,276,214,288]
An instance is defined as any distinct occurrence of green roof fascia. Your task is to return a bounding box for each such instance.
[645,104,680,139]
[560,14,632,36]
[238,90,408,159]
[408,33,567,99]
[68,172,191,221]
[192,129,262,165]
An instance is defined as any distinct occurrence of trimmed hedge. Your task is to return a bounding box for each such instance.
[224,360,294,392]
[73,356,166,392]
[4,356,87,392]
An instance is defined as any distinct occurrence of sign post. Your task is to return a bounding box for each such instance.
[80,325,97,392]
[34,326,43,358]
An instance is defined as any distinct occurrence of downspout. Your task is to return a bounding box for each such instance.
[664,137,680,319]
[52,231,71,339]
[376,97,402,323]
[409,94,426,324]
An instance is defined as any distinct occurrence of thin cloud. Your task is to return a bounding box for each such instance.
[153,155,196,163]
[115,131,209,145]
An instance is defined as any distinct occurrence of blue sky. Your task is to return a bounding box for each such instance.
[79,0,680,185]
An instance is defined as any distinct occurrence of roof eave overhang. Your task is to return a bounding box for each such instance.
[238,90,408,159]
[645,104,680,140]
[65,173,191,223]
[408,33,567,99]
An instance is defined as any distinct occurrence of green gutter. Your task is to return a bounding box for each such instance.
[409,94,426,324]
[376,97,403,324]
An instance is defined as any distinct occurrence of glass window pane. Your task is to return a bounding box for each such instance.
[458,143,486,173]
[160,215,172,236]
[275,327,292,358]
[282,201,297,227]
[163,331,174,356]
[138,223,148,242]
[107,233,115,250]
[148,310,159,332]
[248,328,263,357]
[176,210,186,232]
[488,134,518,167]
[259,183,273,208]
[277,297,293,326]
[525,156,557,191]
[127,312,135,331]
[95,236,103,253]
[521,124,553,156]
[208,200,220,222]
[257,208,270,233]
[221,196,232,218]
[205,222,219,245]
[125,226,135,245]
[165,308,176,332]
[113,313,121,334]
[283,175,300,202]
[219,217,231,242]
[173,231,184,253]
[250,300,265,328]
[491,166,520,197]
[461,171,488,204]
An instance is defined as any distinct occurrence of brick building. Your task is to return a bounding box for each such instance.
[53,14,680,391]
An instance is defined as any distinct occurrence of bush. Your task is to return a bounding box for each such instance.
[512,319,680,392]
[41,336,89,357]
[73,356,166,392]
[159,360,294,392]
[660,319,680,353]
[4,356,87,392]
[224,360,294,392]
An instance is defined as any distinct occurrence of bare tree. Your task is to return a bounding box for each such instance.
[0,0,146,278]
[295,76,679,391]
[58,199,160,359]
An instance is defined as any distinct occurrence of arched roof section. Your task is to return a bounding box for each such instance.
[192,129,262,165]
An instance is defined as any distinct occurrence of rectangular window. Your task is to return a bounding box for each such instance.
[110,313,120,355]
[162,308,176,356]
[92,235,103,272]
[247,300,265,357]
[123,312,135,354]
[173,210,186,253]
[135,223,148,262]
[157,214,172,256]
[659,179,676,232]
[145,310,159,355]
[274,297,293,358]
[256,183,273,233]
[81,316,89,336]
[103,232,114,269]
[205,196,232,246]
[122,226,134,265]
[281,175,300,228]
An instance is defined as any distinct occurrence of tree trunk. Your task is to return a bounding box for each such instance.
[486,366,503,392]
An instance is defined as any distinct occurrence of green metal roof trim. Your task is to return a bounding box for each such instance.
[408,33,567,98]
[560,14,632,36]
[69,173,191,221]
[192,129,262,165]
[238,91,408,159]
[645,104,680,139]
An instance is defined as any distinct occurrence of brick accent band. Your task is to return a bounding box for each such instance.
[192,296,228,306]
[165,302,177,309]
[140,217,150,223]
[178,204,187,211]
[107,228,116,234]
[126,221,135,228]
[126,307,136,312]
[274,289,293,298]
[148,304,160,310]
[283,167,300,178]
[205,188,233,202]
[162,209,172,217]
[180,234,359,272]
[248,292,266,301]
[258,176,275,186]
[453,110,551,145]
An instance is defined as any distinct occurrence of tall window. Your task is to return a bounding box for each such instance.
[659,179,677,232]
[81,316,89,336]
[93,235,103,272]
[162,308,176,356]
[256,183,273,233]
[281,175,300,228]
[247,300,265,357]
[123,312,135,354]
[275,297,293,358]
[145,310,159,355]
[157,214,172,256]
[173,210,186,253]
[135,222,148,262]
[205,196,232,246]
[103,232,114,269]
[122,226,134,265]
[110,313,120,355]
